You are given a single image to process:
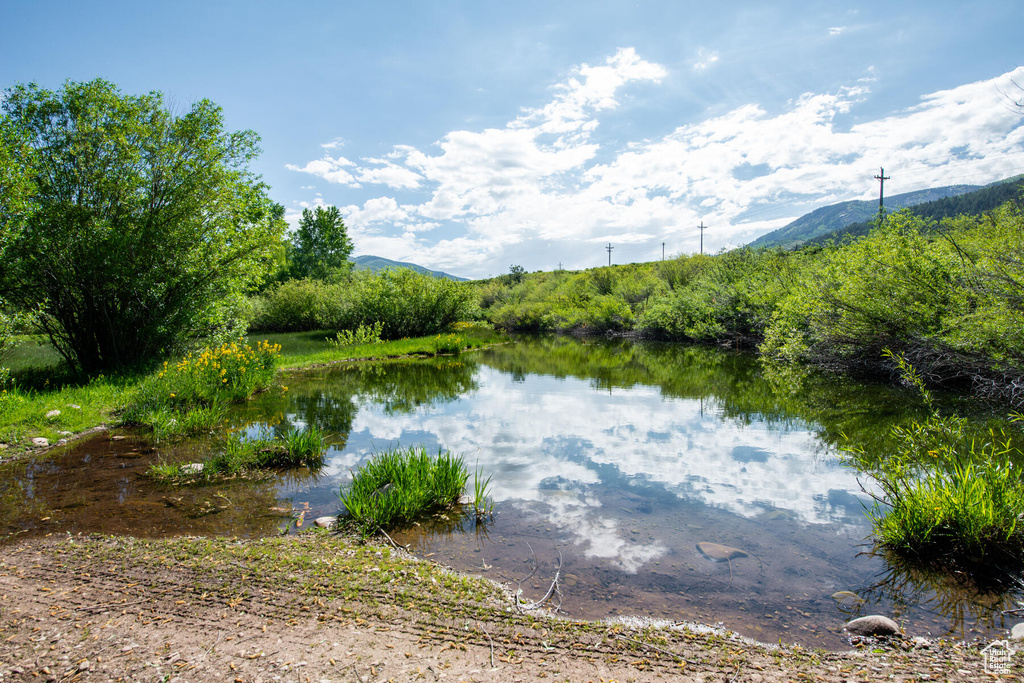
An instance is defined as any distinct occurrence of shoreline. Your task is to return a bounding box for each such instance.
[1,533,1012,682]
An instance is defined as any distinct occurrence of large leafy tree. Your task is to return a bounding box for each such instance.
[291,205,354,281]
[0,78,284,373]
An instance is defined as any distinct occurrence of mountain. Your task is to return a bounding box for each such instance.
[747,184,980,250]
[802,176,1024,247]
[352,255,468,281]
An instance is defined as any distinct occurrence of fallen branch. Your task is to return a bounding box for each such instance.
[513,543,563,614]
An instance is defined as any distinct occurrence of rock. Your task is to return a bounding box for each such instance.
[180,463,204,474]
[45,409,61,419]
[912,636,932,649]
[314,516,337,529]
[1011,622,1024,640]
[111,435,127,441]
[696,542,748,563]
[844,615,902,637]
[68,404,81,409]
[31,437,49,447]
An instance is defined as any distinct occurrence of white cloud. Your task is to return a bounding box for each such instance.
[692,48,720,71]
[828,26,846,37]
[285,155,360,187]
[286,55,1024,277]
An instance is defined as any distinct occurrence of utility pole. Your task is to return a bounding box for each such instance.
[697,221,707,255]
[874,167,890,219]
[557,261,563,271]
[662,242,665,261]
[606,243,614,266]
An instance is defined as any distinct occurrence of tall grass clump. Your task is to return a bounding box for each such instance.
[328,321,384,348]
[149,426,327,482]
[122,339,281,438]
[847,350,1024,567]
[339,446,471,535]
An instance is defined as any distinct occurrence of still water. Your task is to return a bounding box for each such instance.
[2,337,1019,648]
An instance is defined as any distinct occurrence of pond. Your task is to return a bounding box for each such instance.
[2,336,1020,649]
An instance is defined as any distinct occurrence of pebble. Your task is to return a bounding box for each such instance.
[45,409,61,419]
[844,615,902,637]
[1011,622,1024,640]
[31,437,49,447]
[180,463,204,474]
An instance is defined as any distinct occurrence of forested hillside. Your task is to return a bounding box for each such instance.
[748,184,980,249]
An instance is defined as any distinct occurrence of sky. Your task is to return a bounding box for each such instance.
[2,1,1023,278]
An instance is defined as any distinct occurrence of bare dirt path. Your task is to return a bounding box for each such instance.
[0,534,1016,682]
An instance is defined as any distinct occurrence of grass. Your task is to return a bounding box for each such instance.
[847,351,1024,568]
[339,445,479,535]
[0,324,507,451]
[261,322,506,369]
[149,426,327,482]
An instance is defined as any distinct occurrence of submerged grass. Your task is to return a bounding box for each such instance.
[339,445,476,535]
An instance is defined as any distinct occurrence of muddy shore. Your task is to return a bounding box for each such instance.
[0,533,1017,682]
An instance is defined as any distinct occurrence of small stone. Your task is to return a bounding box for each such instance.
[1011,622,1024,640]
[32,437,49,447]
[68,404,81,409]
[696,542,748,563]
[45,409,61,419]
[180,463,204,474]
[844,615,902,637]
[78,660,90,672]
[912,636,932,648]
[314,516,337,529]
[111,435,127,441]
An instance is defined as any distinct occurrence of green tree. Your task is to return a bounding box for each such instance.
[291,205,353,281]
[0,79,284,374]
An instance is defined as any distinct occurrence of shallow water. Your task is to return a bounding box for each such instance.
[2,337,1020,648]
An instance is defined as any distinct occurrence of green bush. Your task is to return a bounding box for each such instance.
[249,279,345,332]
[335,269,473,340]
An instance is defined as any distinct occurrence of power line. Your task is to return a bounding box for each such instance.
[874,167,890,218]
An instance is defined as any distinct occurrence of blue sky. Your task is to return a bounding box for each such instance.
[2,1,1023,278]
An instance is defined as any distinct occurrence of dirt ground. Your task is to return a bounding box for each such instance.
[0,534,1019,683]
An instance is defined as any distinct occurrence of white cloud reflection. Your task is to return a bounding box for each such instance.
[331,366,872,573]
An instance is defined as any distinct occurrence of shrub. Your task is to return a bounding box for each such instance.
[336,269,473,340]
[249,279,345,332]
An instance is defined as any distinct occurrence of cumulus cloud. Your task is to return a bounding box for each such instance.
[286,54,1024,277]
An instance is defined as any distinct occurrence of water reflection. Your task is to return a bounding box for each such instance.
[2,338,1020,649]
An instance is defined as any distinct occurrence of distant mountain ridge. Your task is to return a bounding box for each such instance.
[747,184,980,249]
[802,176,1024,247]
[352,255,468,281]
